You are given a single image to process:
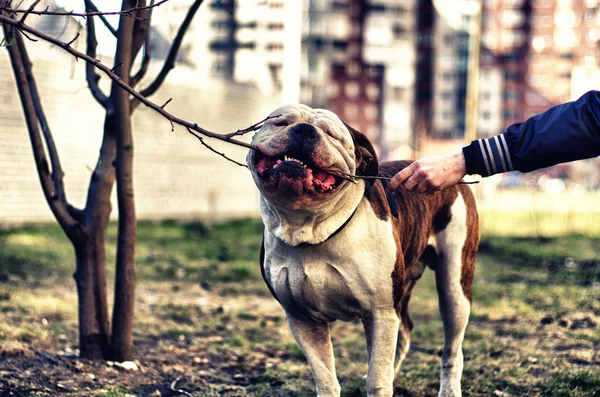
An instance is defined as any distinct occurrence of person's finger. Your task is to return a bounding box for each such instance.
[389,164,415,190]
[416,182,429,194]
[401,173,421,192]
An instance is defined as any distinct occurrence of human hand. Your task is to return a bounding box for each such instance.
[388,150,468,193]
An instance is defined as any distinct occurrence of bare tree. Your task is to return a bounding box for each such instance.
[0,0,205,360]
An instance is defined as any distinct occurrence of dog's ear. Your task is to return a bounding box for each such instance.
[344,122,379,180]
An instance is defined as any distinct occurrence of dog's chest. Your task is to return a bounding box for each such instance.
[262,204,397,322]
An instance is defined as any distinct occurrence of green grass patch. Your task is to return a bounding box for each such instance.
[1,220,599,396]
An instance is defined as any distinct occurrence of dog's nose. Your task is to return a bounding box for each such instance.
[290,123,318,141]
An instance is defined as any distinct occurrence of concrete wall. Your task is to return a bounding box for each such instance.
[0,43,279,224]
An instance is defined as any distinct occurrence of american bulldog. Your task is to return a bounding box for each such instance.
[247,104,479,397]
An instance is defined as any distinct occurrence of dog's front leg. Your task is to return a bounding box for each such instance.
[362,309,400,397]
[287,315,341,397]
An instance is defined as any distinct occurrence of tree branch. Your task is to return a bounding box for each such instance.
[187,127,248,168]
[130,0,155,88]
[0,13,259,151]
[18,0,40,24]
[137,0,204,99]
[84,0,109,107]
[14,30,71,205]
[86,0,117,37]
[1,0,171,19]
[129,1,151,77]
[2,22,80,241]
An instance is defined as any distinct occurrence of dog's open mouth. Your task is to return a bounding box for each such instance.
[254,151,342,193]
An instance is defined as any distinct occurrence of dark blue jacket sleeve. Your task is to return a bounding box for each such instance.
[462,90,600,176]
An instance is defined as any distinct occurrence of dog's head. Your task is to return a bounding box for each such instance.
[247,104,378,212]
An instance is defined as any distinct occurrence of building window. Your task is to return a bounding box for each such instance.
[365,104,378,121]
[332,40,348,51]
[327,83,340,98]
[266,43,284,51]
[418,33,432,44]
[554,29,578,48]
[390,86,404,101]
[559,71,572,79]
[504,71,521,81]
[368,66,381,78]
[345,103,359,118]
[347,63,360,77]
[503,91,519,101]
[212,60,229,75]
[392,23,406,38]
[345,82,360,98]
[331,1,348,10]
[366,83,381,100]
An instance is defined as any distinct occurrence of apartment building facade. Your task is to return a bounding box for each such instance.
[481,0,600,127]
[301,0,417,158]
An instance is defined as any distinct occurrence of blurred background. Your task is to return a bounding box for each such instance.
[1,0,599,236]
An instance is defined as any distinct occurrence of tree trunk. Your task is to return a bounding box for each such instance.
[109,1,139,361]
[79,114,119,359]
[74,239,110,359]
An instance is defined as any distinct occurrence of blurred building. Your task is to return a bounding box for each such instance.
[152,0,301,102]
[301,0,417,159]
[414,0,503,144]
[481,0,600,127]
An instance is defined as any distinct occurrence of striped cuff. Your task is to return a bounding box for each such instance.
[463,134,514,177]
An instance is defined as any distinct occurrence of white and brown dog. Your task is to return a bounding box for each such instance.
[247,104,479,397]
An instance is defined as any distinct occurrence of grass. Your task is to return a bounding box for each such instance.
[0,217,599,396]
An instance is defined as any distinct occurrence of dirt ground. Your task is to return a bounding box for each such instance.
[2,276,599,397]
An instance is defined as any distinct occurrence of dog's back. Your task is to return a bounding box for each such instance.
[369,160,479,301]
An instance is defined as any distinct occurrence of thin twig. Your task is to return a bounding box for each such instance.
[19,29,37,42]
[130,0,154,86]
[86,0,118,37]
[138,0,204,100]
[170,377,194,397]
[110,62,124,73]
[2,0,171,19]
[187,127,248,168]
[327,169,480,185]
[224,114,281,139]
[18,0,40,24]
[160,97,172,109]
[66,32,80,47]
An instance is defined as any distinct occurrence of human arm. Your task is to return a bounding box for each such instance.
[464,90,600,177]
[390,90,600,192]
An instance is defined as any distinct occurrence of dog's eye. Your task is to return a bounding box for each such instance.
[274,120,288,127]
